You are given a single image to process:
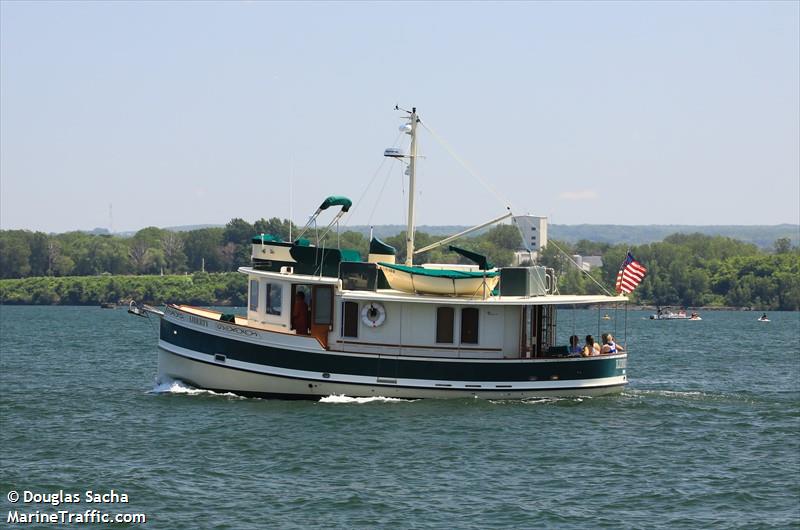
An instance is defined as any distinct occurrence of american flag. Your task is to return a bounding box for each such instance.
[615,252,647,294]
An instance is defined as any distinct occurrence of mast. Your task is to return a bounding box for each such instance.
[406,107,418,266]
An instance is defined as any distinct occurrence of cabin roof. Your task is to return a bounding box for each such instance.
[239,267,341,285]
[240,267,628,306]
[338,289,628,306]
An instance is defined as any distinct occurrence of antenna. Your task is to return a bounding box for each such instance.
[289,154,294,242]
[108,203,113,234]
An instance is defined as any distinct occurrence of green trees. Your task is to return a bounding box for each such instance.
[183,228,224,272]
[0,231,32,278]
[0,224,797,309]
[0,273,246,306]
[610,235,799,310]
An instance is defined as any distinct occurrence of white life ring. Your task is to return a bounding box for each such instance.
[361,303,386,328]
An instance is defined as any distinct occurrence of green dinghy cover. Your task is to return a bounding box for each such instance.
[378,262,499,279]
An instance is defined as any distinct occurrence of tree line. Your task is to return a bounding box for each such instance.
[0,220,797,309]
[537,234,799,310]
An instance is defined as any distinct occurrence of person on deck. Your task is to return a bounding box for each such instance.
[293,291,309,335]
[568,335,582,356]
[601,333,624,354]
[582,335,600,357]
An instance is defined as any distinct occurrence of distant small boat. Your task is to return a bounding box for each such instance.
[650,309,701,320]
[100,302,116,309]
[602,314,611,320]
[758,314,770,322]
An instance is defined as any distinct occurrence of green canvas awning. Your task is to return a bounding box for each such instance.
[319,196,352,212]
[251,233,284,244]
[370,237,396,256]
[448,245,493,270]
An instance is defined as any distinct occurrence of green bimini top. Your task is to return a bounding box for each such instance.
[319,196,352,212]
[378,262,499,279]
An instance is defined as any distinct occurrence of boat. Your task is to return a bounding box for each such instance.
[758,313,770,322]
[131,107,630,400]
[377,245,501,297]
[650,308,701,320]
[602,314,611,320]
[100,302,116,309]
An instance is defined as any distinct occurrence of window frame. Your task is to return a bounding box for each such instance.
[249,279,259,311]
[435,306,455,344]
[266,283,283,316]
[341,301,359,338]
[312,285,334,326]
[460,307,479,344]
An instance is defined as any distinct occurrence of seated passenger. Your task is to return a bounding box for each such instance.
[601,333,624,354]
[582,335,600,357]
[568,335,582,356]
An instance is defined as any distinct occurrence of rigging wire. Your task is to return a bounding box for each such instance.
[420,120,516,213]
[341,129,404,228]
[545,238,617,297]
[366,158,398,226]
[421,116,621,300]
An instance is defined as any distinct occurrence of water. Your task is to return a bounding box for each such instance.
[1,306,798,529]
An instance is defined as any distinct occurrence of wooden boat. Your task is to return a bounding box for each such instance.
[378,262,499,297]
[130,107,631,400]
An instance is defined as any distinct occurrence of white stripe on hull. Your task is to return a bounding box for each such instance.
[158,343,627,400]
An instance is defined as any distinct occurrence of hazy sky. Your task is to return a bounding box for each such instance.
[1,1,798,233]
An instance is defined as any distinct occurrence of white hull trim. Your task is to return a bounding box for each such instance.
[158,342,627,399]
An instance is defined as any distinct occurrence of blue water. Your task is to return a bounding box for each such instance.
[1,306,798,529]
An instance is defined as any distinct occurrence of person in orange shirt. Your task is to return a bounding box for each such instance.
[293,291,309,335]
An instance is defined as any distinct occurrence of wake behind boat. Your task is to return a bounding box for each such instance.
[131,107,631,400]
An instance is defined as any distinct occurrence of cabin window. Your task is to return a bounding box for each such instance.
[266,283,282,316]
[342,302,359,338]
[436,307,454,343]
[249,280,259,311]
[461,307,479,344]
[313,285,333,326]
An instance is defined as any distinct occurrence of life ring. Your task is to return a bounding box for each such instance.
[361,303,386,328]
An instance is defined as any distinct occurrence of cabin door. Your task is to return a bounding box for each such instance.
[520,306,546,358]
[310,285,333,349]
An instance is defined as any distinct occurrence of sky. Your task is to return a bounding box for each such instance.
[1,1,798,234]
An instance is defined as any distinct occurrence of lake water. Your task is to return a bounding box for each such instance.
[1,306,798,529]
